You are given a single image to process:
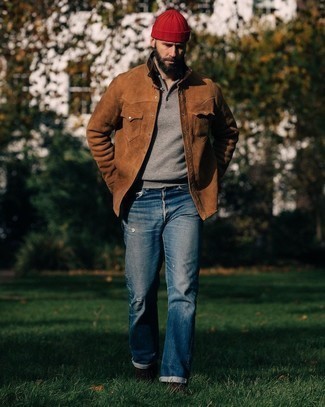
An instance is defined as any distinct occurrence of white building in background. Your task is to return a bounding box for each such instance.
[206,0,296,35]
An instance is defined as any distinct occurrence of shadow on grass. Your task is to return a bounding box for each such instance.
[194,326,324,381]
[0,330,130,384]
[197,271,325,304]
[0,325,323,386]
[2,270,324,304]
[0,271,324,386]
[0,275,128,299]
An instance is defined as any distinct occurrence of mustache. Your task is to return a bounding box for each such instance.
[155,52,182,64]
[153,48,186,79]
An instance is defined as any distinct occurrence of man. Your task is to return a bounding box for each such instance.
[87,8,238,392]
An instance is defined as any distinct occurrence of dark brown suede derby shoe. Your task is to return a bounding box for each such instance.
[134,364,157,382]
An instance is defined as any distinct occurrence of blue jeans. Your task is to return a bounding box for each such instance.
[122,184,202,384]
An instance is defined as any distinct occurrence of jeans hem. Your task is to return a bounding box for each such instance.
[159,376,187,384]
[132,360,156,369]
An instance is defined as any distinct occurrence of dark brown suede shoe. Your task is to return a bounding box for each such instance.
[134,364,157,382]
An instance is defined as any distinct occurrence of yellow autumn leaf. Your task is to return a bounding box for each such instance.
[91,385,104,392]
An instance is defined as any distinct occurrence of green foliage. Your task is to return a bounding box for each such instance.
[14,232,125,275]
[201,208,324,267]
[14,130,122,273]
[14,232,74,274]
[0,156,37,267]
[272,210,317,260]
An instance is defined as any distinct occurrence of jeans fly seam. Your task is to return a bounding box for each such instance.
[162,189,167,222]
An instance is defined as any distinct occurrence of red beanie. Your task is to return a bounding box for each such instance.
[151,9,191,43]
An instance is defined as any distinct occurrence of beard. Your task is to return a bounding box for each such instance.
[153,48,186,80]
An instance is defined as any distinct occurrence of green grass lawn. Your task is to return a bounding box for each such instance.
[0,268,324,406]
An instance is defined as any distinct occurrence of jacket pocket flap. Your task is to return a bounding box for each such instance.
[121,107,143,122]
[192,98,215,118]
[193,110,215,118]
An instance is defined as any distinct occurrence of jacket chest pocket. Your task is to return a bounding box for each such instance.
[192,110,215,138]
[121,106,143,141]
[190,96,215,139]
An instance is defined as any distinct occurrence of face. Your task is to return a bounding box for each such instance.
[151,38,186,78]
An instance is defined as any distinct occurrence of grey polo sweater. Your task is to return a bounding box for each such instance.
[141,76,187,188]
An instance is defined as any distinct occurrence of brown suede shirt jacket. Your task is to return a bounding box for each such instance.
[86,56,239,220]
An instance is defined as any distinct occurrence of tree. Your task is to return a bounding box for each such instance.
[0,0,124,269]
[14,128,122,273]
[190,8,324,252]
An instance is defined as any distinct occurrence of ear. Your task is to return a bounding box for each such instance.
[150,37,156,48]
